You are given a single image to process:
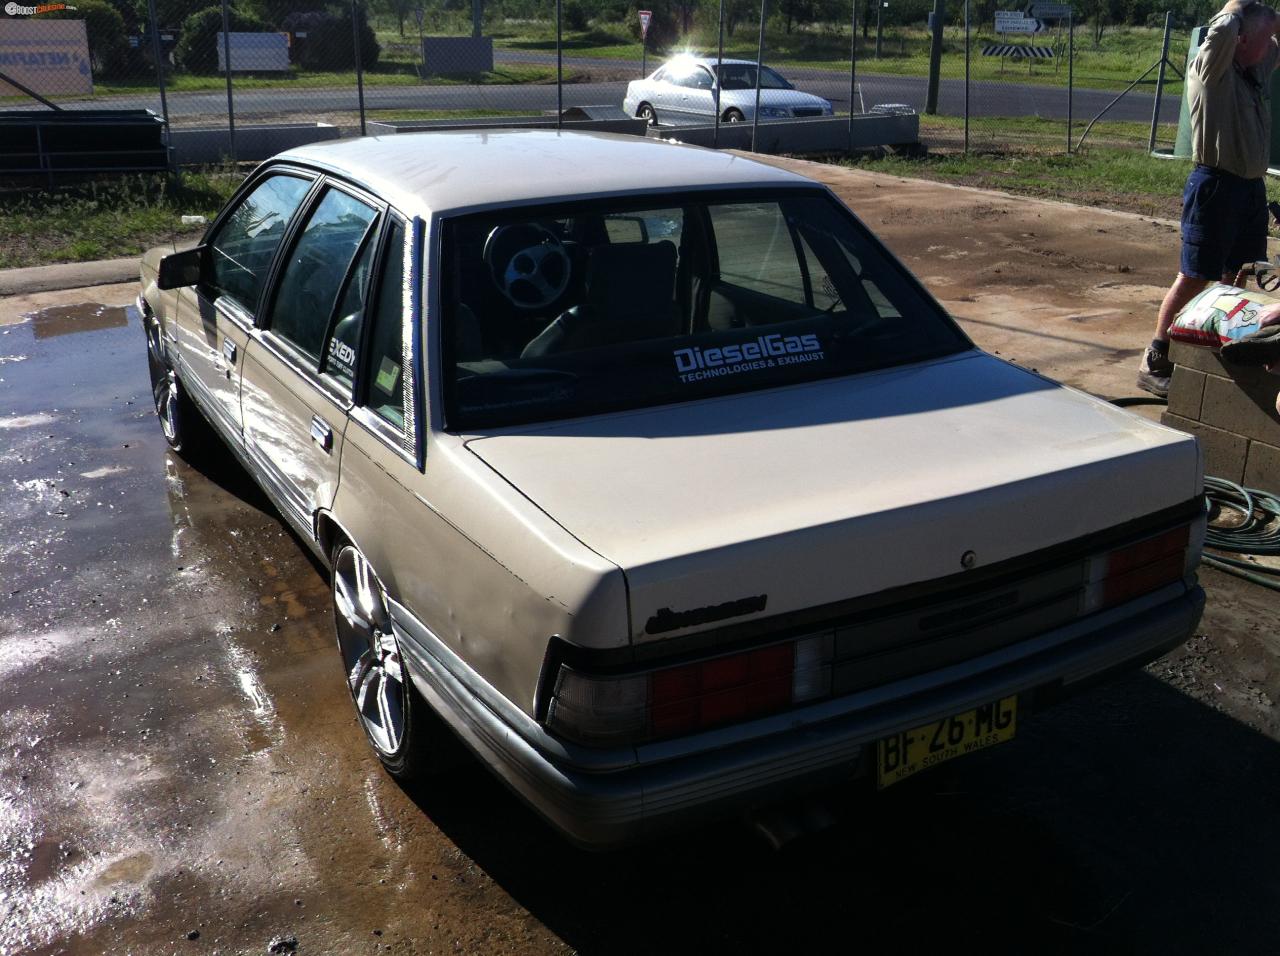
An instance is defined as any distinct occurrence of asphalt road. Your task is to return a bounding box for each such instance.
[37,51,1179,127]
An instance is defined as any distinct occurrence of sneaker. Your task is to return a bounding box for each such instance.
[1220,323,1280,367]
[1136,346,1173,398]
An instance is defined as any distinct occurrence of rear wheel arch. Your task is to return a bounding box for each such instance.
[315,511,349,569]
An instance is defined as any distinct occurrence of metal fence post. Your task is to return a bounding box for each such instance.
[219,0,236,165]
[1148,10,1172,153]
[146,0,170,136]
[926,0,945,114]
[1067,10,1074,154]
[964,0,970,154]
[714,0,725,148]
[752,0,767,152]
[875,0,883,58]
[848,0,858,147]
[353,0,367,136]
[556,0,563,129]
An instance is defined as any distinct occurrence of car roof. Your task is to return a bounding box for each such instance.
[274,129,814,219]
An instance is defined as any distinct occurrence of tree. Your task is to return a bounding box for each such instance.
[371,0,417,37]
[37,0,131,78]
[280,7,380,68]
[1074,0,1129,44]
[175,5,269,73]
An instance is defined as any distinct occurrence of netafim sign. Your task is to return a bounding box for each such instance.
[0,18,92,96]
[216,32,291,73]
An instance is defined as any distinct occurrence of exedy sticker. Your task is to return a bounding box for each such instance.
[673,332,824,383]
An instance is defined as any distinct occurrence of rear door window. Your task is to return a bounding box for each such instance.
[361,219,408,431]
[264,186,379,368]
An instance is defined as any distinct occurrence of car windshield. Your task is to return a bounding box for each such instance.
[714,63,792,90]
[441,191,968,430]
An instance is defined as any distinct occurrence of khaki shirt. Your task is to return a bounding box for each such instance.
[1188,10,1280,179]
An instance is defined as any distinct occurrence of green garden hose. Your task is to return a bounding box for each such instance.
[1107,396,1280,592]
[1201,477,1280,592]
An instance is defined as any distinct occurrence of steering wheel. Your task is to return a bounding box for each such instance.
[483,224,572,310]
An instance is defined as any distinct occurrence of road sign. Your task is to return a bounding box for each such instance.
[1029,1,1071,19]
[995,10,1045,32]
[982,43,1055,57]
[638,9,652,39]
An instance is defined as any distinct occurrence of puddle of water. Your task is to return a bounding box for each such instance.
[94,852,154,888]
[225,643,280,754]
[79,466,129,480]
[0,412,57,430]
[0,630,87,680]
[26,305,130,340]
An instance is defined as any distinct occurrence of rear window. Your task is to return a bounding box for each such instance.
[441,191,966,429]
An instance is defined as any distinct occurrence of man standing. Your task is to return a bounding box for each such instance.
[1140,0,1280,397]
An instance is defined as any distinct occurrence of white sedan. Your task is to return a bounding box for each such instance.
[623,56,834,126]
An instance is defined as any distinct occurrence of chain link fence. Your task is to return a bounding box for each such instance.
[0,0,1194,168]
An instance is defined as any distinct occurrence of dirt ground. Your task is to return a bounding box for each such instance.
[2,163,1279,956]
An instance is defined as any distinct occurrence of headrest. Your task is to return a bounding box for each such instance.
[584,240,678,317]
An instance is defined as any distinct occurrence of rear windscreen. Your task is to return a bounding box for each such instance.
[441,191,968,429]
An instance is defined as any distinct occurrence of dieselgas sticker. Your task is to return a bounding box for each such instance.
[374,357,401,395]
[672,333,824,383]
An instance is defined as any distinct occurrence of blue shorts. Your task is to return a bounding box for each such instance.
[1180,165,1268,280]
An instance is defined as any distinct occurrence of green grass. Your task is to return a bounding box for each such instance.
[919,113,1179,152]
[0,170,240,270]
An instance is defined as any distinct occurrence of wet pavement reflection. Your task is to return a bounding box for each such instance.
[2,294,1279,955]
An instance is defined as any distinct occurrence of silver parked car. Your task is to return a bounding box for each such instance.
[138,130,1204,849]
[623,56,834,126]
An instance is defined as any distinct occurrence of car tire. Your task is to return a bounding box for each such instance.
[331,541,459,782]
[637,103,658,127]
[146,320,205,457]
[724,108,745,123]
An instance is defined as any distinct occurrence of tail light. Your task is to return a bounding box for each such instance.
[545,632,834,747]
[1080,521,1199,615]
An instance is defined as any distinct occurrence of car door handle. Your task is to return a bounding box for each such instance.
[310,415,333,453]
[222,338,237,365]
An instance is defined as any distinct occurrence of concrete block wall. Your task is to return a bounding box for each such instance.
[1162,340,1280,490]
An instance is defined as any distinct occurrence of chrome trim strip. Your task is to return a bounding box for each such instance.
[241,434,311,529]
[402,216,423,467]
[348,405,418,469]
[250,328,354,414]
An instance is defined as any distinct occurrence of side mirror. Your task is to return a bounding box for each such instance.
[157,246,205,290]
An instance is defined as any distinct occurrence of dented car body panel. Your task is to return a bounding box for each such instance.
[139,130,1205,847]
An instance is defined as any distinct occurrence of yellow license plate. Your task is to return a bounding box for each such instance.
[876,696,1018,790]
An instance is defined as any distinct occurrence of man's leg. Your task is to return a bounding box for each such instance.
[1141,273,1211,397]
[1154,273,1213,342]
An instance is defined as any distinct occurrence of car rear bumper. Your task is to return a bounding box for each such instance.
[393,583,1204,849]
